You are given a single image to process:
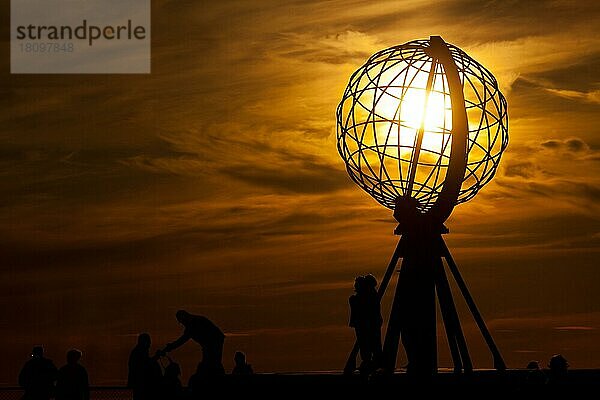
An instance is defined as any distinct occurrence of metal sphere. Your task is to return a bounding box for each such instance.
[336,38,508,212]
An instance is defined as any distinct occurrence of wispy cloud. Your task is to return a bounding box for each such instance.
[545,88,600,104]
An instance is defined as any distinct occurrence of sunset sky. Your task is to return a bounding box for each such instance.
[1,0,600,384]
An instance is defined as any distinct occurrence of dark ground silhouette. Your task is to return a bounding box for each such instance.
[11,298,594,397]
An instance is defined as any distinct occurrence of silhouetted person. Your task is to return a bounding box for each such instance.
[525,360,545,385]
[160,357,183,400]
[363,274,383,367]
[128,333,162,400]
[231,351,254,375]
[55,349,89,400]
[161,310,225,376]
[349,276,367,372]
[349,275,382,374]
[187,361,209,396]
[547,354,568,384]
[19,346,57,400]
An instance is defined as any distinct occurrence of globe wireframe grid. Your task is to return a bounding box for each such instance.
[336,39,508,212]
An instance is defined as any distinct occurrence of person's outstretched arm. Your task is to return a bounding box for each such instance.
[162,333,190,353]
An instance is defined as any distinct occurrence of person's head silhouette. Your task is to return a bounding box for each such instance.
[137,333,151,350]
[165,361,181,379]
[364,274,377,290]
[66,349,82,365]
[234,351,246,366]
[31,346,44,359]
[354,276,365,293]
[176,310,192,326]
[526,360,540,370]
[548,354,568,372]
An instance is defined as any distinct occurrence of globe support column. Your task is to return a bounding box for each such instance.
[380,222,475,375]
[381,226,439,375]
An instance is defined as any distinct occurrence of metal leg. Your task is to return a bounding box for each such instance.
[440,237,506,371]
[434,256,462,372]
[435,255,473,372]
[381,256,408,372]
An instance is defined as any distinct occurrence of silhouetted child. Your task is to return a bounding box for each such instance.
[160,357,183,399]
[187,361,208,396]
[55,349,89,400]
[128,333,162,400]
[19,345,58,400]
[547,354,568,384]
[231,351,254,375]
[525,360,545,385]
[160,310,226,376]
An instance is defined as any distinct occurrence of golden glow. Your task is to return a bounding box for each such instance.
[374,72,452,156]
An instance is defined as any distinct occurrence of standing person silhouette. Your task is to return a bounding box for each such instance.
[349,276,378,374]
[55,349,89,400]
[160,310,226,376]
[127,333,162,400]
[19,346,58,400]
[363,274,383,369]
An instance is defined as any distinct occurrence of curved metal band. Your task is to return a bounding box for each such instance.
[425,36,468,225]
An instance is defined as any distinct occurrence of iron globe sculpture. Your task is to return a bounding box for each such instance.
[337,36,508,375]
[337,36,508,220]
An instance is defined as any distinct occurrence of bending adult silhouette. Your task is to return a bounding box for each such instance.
[55,349,89,400]
[18,346,57,400]
[160,310,225,376]
[127,333,162,400]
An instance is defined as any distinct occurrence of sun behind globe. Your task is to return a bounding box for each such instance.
[337,38,508,212]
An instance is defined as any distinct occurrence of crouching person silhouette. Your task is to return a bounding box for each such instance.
[160,310,225,377]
